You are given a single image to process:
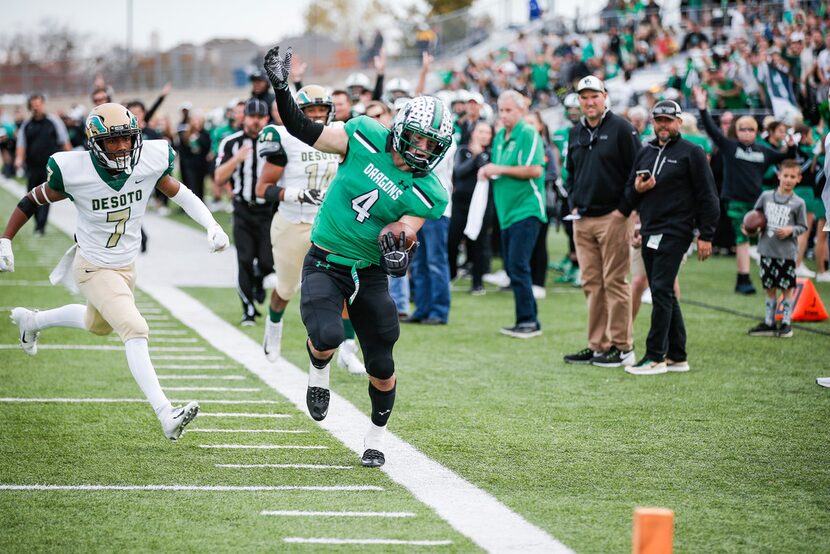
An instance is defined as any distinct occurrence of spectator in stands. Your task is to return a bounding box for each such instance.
[177,112,212,201]
[14,94,71,235]
[331,90,353,123]
[249,70,275,122]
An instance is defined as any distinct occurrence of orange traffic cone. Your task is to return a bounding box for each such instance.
[632,507,674,554]
[775,278,829,322]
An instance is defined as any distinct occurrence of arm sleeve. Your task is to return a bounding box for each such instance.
[274,86,324,147]
[372,73,384,101]
[168,183,217,230]
[762,143,796,165]
[452,148,477,180]
[145,93,166,123]
[699,109,730,151]
[753,194,764,211]
[16,121,27,150]
[792,200,809,236]
[619,164,639,216]
[689,145,721,241]
[215,136,234,169]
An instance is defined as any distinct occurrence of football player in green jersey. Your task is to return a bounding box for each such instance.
[264,46,452,467]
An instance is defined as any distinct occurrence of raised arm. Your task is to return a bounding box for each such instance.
[693,86,730,150]
[264,46,348,155]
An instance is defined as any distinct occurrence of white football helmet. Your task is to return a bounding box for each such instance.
[391,96,453,173]
[85,103,143,173]
[386,78,412,101]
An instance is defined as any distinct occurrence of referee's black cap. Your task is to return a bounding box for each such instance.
[244,98,270,116]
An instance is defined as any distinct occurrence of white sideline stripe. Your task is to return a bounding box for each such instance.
[283,538,451,546]
[157,375,246,380]
[155,364,235,369]
[0,398,279,405]
[153,355,223,360]
[200,412,290,418]
[0,280,52,286]
[0,484,382,492]
[0,344,204,352]
[199,444,327,450]
[188,429,307,434]
[217,464,352,469]
[143,284,572,553]
[262,510,415,518]
[162,386,260,392]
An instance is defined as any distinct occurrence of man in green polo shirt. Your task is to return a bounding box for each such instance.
[478,90,546,338]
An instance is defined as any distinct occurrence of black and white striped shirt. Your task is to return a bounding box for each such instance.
[215,130,267,206]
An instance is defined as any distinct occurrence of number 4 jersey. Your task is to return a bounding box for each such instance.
[46,139,175,268]
[310,116,449,264]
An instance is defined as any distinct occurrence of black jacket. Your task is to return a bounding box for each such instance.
[700,109,793,203]
[452,146,490,204]
[625,135,720,242]
[565,110,641,216]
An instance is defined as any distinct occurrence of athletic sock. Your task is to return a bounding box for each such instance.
[782,300,793,325]
[368,383,396,427]
[737,272,751,284]
[306,340,333,370]
[269,307,284,323]
[764,299,776,326]
[364,421,387,452]
[343,318,355,340]
[124,338,171,417]
[34,304,87,331]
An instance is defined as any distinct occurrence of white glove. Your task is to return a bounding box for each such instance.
[207,224,229,253]
[0,238,14,272]
[283,187,323,205]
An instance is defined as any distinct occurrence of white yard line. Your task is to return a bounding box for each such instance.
[143,285,572,553]
[262,510,415,518]
[143,315,170,321]
[217,464,352,469]
[162,386,261,392]
[157,375,246,380]
[283,538,451,546]
[154,364,238,369]
[0,397,279,405]
[199,444,327,450]
[187,429,307,434]
[108,336,198,343]
[0,484,382,492]
[152,355,223,360]
[150,330,189,335]
[0,280,53,286]
[199,413,290,418]
[0,344,204,352]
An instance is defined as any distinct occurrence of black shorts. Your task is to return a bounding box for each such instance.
[300,245,399,379]
[760,256,796,291]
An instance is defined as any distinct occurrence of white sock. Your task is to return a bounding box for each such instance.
[124,338,171,417]
[34,304,87,331]
[308,361,330,389]
[364,422,387,452]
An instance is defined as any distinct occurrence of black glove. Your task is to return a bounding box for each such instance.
[263,45,292,91]
[379,231,417,277]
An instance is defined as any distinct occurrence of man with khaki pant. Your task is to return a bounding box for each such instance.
[563,76,640,367]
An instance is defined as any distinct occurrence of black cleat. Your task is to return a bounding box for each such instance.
[563,347,600,364]
[748,322,777,337]
[361,448,385,467]
[306,386,330,421]
[776,323,793,338]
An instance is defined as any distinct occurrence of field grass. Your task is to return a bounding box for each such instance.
[1,183,829,552]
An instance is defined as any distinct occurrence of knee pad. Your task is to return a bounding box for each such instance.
[365,351,395,380]
[310,321,345,352]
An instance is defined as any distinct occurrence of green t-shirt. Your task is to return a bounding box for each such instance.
[685,133,712,155]
[310,116,448,265]
[210,123,237,155]
[490,119,548,229]
[530,62,551,90]
[551,124,572,181]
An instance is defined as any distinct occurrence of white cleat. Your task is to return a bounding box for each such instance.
[337,339,367,375]
[795,263,816,278]
[263,319,283,362]
[161,401,200,441]
[10,307,40,356]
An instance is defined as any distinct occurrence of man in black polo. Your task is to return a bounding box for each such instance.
[14,94,71,235]
[214,98,273,325]
[624,100,720,375]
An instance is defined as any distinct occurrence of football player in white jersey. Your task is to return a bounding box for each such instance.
[0,103,229,441]
[255,85,366,374]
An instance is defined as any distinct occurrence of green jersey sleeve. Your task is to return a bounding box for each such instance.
[162,145,176,177]
[46,156,65,193]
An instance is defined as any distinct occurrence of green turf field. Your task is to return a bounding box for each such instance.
[1,184,829,552]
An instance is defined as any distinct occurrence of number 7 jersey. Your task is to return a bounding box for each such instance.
[45,139,175,268]
[310,116,449,264]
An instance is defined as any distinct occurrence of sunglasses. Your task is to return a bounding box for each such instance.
[737,127,757,132]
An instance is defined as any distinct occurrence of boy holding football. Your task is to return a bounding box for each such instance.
[745,159,808,337]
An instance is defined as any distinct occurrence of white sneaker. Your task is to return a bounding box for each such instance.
[625,358,668,375]
[10,307,40,356]
[748,245,760,263]
[483,270,511,288]
[817,377,830,388]
[532,285,547,299]
[263,319,283,362]
[160,401,199,440]
[262,273,278,291]
[795,263,816,278]
[571,268,582,287]
[641,288,653,305]
[337,339,366,375]
[816,271,830,283]
[666,359,690,372]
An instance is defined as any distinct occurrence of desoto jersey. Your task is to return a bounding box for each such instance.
[46,139,175,268]
[310,116,448,265]
[258,124,342,224]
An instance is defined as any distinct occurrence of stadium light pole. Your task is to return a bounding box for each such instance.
[126,0,134,89]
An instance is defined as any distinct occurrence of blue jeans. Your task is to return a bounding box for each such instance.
[388,274,410,316]
[501,217,542,327]
[410,216,451,322]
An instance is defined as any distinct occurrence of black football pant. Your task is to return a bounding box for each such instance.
[447,200,486,288]
[641,234,690,362]
[300,245,399,380]
[233,202,273,318]
[27,167,49,233]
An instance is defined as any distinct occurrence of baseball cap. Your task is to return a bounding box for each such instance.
[244,98,270,116]
[467,92,485,105]
[652,100,682,119]
[249,69,267,81]
[576,75,606,94]
[790,31,805,42]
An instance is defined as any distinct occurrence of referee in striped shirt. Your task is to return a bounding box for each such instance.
[215,98,273,325]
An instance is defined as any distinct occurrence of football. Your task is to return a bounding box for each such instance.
[379,221,417,250]
[743,210,766,235]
